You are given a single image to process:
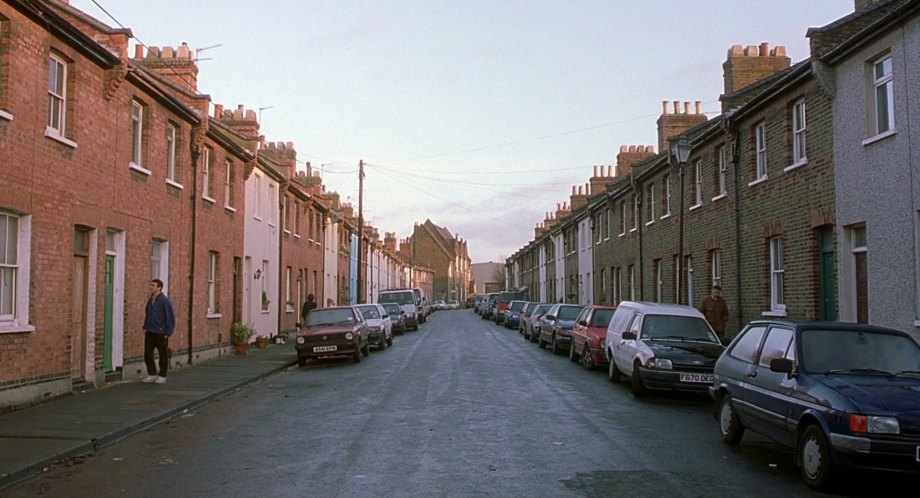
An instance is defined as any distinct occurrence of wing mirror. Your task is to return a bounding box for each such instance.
[577,319,587,326]
[769,358,795,374]
[622,331,637,341]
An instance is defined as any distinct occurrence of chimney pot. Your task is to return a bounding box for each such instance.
[673,100,681,114]
[684,101,691,114]
[662,101,670,114]
[695,101,702,114]
[760,42,769,56]
[134,44,144,59]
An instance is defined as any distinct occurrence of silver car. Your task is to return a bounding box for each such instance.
[355,304,393,350]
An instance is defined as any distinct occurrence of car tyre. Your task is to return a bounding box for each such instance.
[353,348,361,363]
[362,341,370,357]
[569,341,578,362]
[387,334,394,346]
[718,394,744,444]
[608,357,622,382]
[551,335,562,354]
[297,356,307,367]
[630,362,646,397]
[582,347,594,370]
[379,336,387,350]
[537,333,546,349]
[799,425,838,491]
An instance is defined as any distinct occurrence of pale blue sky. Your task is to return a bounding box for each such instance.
[71,0,854,262]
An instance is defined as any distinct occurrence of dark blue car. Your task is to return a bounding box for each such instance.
[710,320,920,491]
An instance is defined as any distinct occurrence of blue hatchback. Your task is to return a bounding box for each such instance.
[710,320,920,491]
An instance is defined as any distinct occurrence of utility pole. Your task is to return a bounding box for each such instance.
[357,160,365,304]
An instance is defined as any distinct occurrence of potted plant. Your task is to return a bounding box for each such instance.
[255,335,269,349]
[230,322,255,355]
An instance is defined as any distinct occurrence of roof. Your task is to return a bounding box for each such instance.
[617,301,706,318]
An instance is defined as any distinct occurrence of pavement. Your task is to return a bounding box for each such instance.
[0,341,297,491]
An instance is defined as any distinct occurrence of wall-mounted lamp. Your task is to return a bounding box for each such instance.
[254,269,262,280]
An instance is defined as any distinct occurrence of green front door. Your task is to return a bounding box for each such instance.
[818,227,837,321]
[103,255,114,371]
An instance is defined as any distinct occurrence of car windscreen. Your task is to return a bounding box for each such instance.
[378,292,414,305]
[590,309,616,327]
[641,315,717,342]
[558,306,584,320]
[358,306,380,319]
[801,329,920,374]
[306,309,354,326]
[382,304,402,315]
[510,301,525,311]
[534,304,552,315]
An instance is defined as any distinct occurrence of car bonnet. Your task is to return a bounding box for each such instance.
[814,375,920,426]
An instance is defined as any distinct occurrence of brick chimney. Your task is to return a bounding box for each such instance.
[722,43,790,95]
[616,145,656,177]
[588,165,618,198]
[384,232,398,253]
[570,184,590,210]
[399,238,412,257]
[260,141,297,179]
[220,104,261,141]
[555,202,571,221]
[657,101,707,154]
[134,43,198,93]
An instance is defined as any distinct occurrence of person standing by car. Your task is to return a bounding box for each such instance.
[699,285,729,343]
[142,279,175,385]
[301,293,317,326]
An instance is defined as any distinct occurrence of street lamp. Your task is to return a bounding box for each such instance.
[671,136,692,305]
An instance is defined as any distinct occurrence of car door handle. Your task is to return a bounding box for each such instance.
[747,370,757,378]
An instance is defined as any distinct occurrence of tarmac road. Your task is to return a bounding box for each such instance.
[1,309,899,497]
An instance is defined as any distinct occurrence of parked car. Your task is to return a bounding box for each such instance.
[524,303,553,342]
[355,304,393,350]
[381,303,406,335]
[493,291,521,325]
[605,301,724,397]
[538,303,586,354]
[518,302,539,334]
[447,300,460,310]
[481,293,499,320]
[710,320,920,491]
[504,300,527,329]
[378,289,419,331]
[570,305,616,370]
[295,306,370,366]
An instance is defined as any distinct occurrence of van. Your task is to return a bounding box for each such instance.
[377,289,420,330]
[604,301,723,397]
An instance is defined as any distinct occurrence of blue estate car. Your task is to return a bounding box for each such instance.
[710,320,920,491]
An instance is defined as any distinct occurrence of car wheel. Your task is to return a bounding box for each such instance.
[537,333,546,349]
[630,362,646,397]
[353,348,361,363]
[379,336,387,350]
[362,341,370,357]
[387,334,394,346]
[718,394,744,444]
[608,357,622,382]
[799,425,838,491]
[568,341,578,362]
[297,356,307,367]
[582,347,594,370]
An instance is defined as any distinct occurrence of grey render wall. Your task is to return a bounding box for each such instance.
[833,16,920,336]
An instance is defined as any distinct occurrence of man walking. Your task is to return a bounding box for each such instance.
[301,293,317,325]
[142,279,176,385]
[699,285,729,343]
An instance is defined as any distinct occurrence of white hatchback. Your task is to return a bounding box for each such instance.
[355,304,393,350]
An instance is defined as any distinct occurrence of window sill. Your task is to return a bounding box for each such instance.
[645,220,655,227]
[206,313,222,319]
[748,176,768,187]
[44,127,78,148]
[629,228,637,233]
[0,323,36,334]
[166,179,184,190]
[619,233,626,238]
[660,213,671,220]
[689,203,702,212]
[283,229,291,235]
[294,234,301,239]
[784,160,807,173]
[711,193,727,202]
[761,309,787,317]
[253,215,263,221]
[129,162,151,176]
[0,109,13,121]
[202,196,216,204]
[224,205,236,213]
[286,306,295,313]
[862,129,897,146]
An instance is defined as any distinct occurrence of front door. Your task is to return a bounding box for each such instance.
[818,227,837,321]
[103,255,114,371]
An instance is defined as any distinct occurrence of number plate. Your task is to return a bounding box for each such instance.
[679,373,713,384]
[313,345,337,353]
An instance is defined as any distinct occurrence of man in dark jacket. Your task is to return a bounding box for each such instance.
[301,294,317,325]
[142,279,176,384]
[699,285,729,343]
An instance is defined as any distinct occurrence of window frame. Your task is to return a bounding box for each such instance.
[207,251,219,316]
[130,100,145,171]
[691,159,702,208]
[46,53,67,137]
[165,122,181,187]
[646,181,656,224]
[791,99,807,167]
[224,160,235,210]
[202,146,215,202]
[768,237,785,315]
[0,211,31,331]
[870,55,894,137]
[753,121,768,183]
[662,173,671,218]
[715,146,727,199]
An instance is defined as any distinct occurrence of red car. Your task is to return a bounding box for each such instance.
[569,305,616,370]
[295,306,370,366]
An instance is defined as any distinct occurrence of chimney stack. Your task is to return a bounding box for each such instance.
[134,42,199,93]
[721,43,791,111]
[657,100,708,153]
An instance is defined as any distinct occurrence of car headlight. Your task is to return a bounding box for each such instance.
[296,336,305,345]
[850,415,900,434]
[599,339,605,350]
[345,332,354,340]
[645,358,673,369]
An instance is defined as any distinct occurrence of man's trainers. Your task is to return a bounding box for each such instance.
[154,376,167,384]
[141,375,158,383]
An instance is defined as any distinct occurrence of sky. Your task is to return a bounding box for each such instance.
[70,0,855,263]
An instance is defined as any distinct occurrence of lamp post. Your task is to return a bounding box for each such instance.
[671,137,692,305]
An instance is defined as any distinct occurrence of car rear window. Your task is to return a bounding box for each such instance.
[510,301,525,311]
[558,306,584,320]
[378,291,414,305]
[641,315,716,341]
[801,329,920,373]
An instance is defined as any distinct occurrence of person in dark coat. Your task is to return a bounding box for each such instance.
[699,285,729,343]
[301,294,317,325]
[142,279,176,385]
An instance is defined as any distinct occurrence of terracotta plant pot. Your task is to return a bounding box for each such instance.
[234,340,249,355]
[255,337,268,349]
